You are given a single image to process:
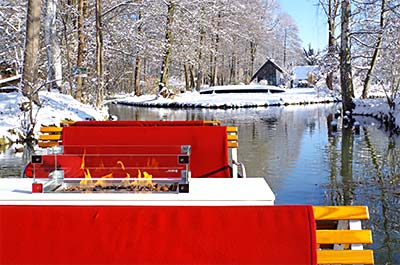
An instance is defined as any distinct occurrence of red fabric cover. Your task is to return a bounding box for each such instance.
[62,126,230,178]
[0,205,316,264]
[73,120,205,127]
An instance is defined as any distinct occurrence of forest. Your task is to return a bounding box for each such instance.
[0,0,399,112]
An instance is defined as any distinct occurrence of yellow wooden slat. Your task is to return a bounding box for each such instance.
[203,120,221,126]
[316,230,372,244]
[313,206,369,220]
[38,142,60,148]
[40,126,63,133]
[38,134,62,141]
[228,142,238,148]
[226,126,238,133]
[60,120,76,126]
[227,134,238,141]
[317,250,374,264]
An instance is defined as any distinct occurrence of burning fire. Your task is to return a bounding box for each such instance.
[79,155,153,187]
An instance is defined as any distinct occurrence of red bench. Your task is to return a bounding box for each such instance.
[26,121,238,179]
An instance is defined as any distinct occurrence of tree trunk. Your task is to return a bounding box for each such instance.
[195,28,205,91]
[61,10,73,95]
[158,0,175,97]
[45,0,62,91]
[184,64,190,92]
[326,0,338,90]
[22,0,43,105]
[340,0,354,113]
[95,0,103,107]
[133,56,142,96]
[75,0,87,102]
[189,65,195,89]
[133,10,142,96]
[249,41,256,82]
[361,0,387,99]
[229,50,236,84]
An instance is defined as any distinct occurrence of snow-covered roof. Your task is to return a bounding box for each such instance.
[292,66,319,80]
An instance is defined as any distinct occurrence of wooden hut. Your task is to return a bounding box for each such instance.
[250,59,285,86]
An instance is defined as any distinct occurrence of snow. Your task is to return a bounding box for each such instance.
[0,90,107,145]
[113,85,339,108]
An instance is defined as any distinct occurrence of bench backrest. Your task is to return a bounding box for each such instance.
[61,125,230,178]
[34,121,239,179]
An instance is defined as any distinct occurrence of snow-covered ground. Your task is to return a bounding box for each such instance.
[0,90,107,145]
[112,85,339,108]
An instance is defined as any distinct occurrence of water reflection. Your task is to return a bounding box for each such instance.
[0,146,27,178]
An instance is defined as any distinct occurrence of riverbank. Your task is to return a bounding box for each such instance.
[353,98,400,133]
[0,90,107,146]
[111,86,340,109]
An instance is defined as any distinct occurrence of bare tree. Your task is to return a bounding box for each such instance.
[158,0,175,97]
[45,0,62,91]
[361,0,388,99]
[75,0,87,102]
[340,0,354,113]
[133,8,142,96]
[319,0,340,90]
[21,0,43,105]
[95,0,104,107]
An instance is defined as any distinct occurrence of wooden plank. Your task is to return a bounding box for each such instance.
[227,134,238,141]
[61,120,76,126]
[38,142,60,148]
[38,134,62,141]
[228,142,238,148]
[203,120,221,126]
[40,127,63,133]
[316,230,372,244]
[317,250,374,264]
[226,126,238,133]
[313,206,369,220]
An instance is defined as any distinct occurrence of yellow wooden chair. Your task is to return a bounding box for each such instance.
[314,206,374,264]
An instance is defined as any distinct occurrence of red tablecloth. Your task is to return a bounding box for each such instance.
[0,205,316,264]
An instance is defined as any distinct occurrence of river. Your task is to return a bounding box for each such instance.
[1,103,399,263]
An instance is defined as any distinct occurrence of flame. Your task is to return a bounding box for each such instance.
[117,161,125,170]
[94,173,113,186]
[79,150,93,186]
[143,171,153,185]
[77,154,154,188]
[118,161,132,185]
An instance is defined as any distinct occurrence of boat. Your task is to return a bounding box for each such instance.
[0,120,374,264]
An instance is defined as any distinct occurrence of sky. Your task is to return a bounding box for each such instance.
[278,0,328,51]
